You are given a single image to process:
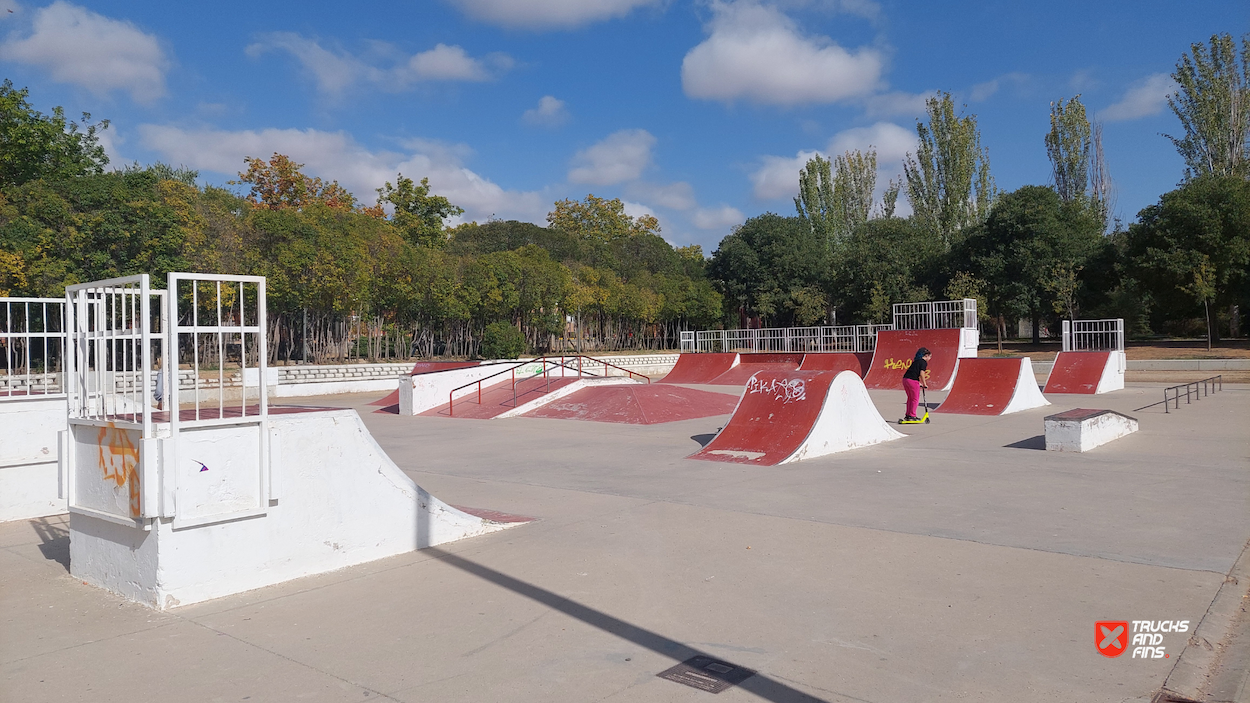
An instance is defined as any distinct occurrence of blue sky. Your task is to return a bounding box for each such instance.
[1,1,1245,252]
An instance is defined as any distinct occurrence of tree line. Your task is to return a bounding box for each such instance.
[710,32,1249,349]
[1,33,1246,360]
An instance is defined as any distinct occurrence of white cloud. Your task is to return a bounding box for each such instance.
[681,0,882,105]
[137,125,548,224]
[968,72,1028,102]
[625,180,696,210]
[750,122,915,210]
[447,0,663,29]
[1100,73,1176,122]
[246,32,511,98]
[522,95,570,127]
[693,205,745,230]
[568,129,655,185]
[862,90,931,118]
[0,1,168,103]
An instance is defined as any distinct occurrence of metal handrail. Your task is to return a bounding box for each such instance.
[1134,375,1223,413]
[447,354,650,416]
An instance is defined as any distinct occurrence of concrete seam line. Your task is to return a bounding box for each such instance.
[1157,538,1250,702]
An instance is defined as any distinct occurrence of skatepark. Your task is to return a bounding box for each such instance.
[2,289,1248,702]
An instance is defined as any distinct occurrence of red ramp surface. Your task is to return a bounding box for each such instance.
[690,370,901,466]
[936,357,1049,415]
[526,384,738,424]
[799,352,873,377]
[370,361,481,408]
[659,353,738,384]
[421,376,579,419]
[708,353,804,386]
[862,329,963,390]
[1044,351,1111,394]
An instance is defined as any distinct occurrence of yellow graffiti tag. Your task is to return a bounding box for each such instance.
[97,423,140,518]
[882,358,914,371]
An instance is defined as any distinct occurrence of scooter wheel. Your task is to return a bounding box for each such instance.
[924,417,930,424]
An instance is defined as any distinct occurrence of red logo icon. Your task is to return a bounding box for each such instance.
[1096,621,1129,657]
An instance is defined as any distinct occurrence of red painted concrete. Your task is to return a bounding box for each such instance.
[525,384,738,424]
[1044,351,1111,394]
[935,357,1020,415]
[862,329,963,390]
[707,352,804,386]
[691,370,836,466]
[659,352,739,384]
[421,376,579,419]
[368,361,481,407]
[798,352,873,377]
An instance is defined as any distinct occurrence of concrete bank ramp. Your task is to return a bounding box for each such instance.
[936,357,1050,415]
[524,383,738,424]
[690,370,903,466]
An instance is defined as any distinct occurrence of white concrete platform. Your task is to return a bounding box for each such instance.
[1044,408,1139,452]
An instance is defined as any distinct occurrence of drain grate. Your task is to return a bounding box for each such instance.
[657,655,757,693]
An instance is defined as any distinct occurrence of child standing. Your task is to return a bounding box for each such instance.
[901,347,931,421]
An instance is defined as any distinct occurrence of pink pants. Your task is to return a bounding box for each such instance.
[902,378,921,417]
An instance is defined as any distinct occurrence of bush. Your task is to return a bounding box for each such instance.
[480,321,525,359]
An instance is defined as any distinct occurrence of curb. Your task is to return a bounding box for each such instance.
[1155,539,1250,702]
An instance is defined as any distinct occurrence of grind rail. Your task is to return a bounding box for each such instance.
[448,355,649,417]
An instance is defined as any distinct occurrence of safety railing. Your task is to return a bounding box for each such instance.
[687,325,887,354]
[1062,318,1125,352]
[1,297,66,398]
[892,299,977,331]
[447,354,649,417]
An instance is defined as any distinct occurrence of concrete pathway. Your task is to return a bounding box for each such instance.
[2,381,1247,702]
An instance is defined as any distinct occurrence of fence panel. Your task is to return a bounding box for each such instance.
[1,297,66,398]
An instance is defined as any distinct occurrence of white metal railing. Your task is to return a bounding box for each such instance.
[687,325,889,354]
[65,276,165,434]
[1,297,66,398]
[892,299,978,331]
[1062,318,1124,352]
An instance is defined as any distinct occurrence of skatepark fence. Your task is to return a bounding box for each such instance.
[680,325,889,354]
[1062,319,1125,352]
[891,299,978,331]
[1,297,69,521]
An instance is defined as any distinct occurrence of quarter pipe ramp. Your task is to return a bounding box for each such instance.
[862,328,972,391]
[1043,351,1126,394]
[798,352,873,376]
[659,353,739,384]
[936,357,1050,415]
[690,370,903,466]
[524,384,738,424]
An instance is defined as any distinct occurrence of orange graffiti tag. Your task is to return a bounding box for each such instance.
[97,423,140,518]
[882,358,914,371]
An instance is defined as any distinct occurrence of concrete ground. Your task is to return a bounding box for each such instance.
[2,380,1248,702]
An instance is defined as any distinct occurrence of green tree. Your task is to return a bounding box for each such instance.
[480,320,525,359]
[708,213,828,326]
[1166,33,1250,179]
[0,81,109,189]
[966,186,1104,343]
[833,217,938,324]
[1046,95,1113,232]
[375,174,463,247]
[230,153,359,212]
[795,149,877,249]
[904,92,996,249]
[1125,176,1250,346]
[547,194,659,241]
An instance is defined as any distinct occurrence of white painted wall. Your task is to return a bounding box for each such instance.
[70,409,518,609]
[0,397,68,521]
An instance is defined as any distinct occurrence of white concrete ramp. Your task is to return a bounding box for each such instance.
[70,408,519,609]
